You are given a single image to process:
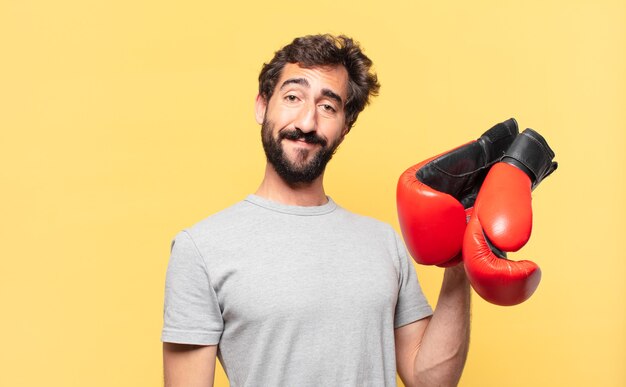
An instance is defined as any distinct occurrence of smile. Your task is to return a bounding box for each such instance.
[284,138,321,148]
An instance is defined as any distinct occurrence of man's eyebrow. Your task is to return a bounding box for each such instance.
[322,89,343,106]
[280,78,310,90]
[279,77,344,106]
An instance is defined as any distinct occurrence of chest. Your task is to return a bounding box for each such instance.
[209,234,400,327]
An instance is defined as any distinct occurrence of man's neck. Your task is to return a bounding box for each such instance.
[255,164,328,206]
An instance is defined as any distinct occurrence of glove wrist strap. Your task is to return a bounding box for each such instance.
[502,128,558,187]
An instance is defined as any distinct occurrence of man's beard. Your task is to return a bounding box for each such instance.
[261,118,341,185]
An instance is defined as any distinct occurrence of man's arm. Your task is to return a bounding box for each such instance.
[163,343,217,387]
[395,265,471,387]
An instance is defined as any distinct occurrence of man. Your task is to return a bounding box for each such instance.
[162,34,470,387]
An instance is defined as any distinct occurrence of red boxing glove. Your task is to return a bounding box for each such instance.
[397,119,518,266]
[463,128,558,305]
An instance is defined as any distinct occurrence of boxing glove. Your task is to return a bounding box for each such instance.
[463,128,558,306]
[397,118,518,267]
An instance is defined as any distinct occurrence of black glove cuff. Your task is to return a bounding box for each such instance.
[502,128,558,188]
[477,117,519,161]
[416,118,519,208]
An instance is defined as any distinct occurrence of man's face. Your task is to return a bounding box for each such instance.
[255,63,350,185]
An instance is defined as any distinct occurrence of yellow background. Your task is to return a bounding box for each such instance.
[1,0,624,386]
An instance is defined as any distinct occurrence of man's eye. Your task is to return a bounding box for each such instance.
[285,95,299,102]
[321,104,336,113]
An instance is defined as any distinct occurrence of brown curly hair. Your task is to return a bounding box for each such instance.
[258,34,380,131]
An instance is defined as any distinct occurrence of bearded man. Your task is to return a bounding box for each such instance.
[162,34,470,387]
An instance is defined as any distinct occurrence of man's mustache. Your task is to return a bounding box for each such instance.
[279,129,327,147]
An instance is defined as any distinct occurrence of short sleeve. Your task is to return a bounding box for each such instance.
[393,231,433,328]
[161,230,223,345]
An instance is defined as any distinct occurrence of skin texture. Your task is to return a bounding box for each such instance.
[163,343,217,387]
[163,62,471,387]
[395,265,471,387]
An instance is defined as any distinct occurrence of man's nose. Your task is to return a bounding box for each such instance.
[294,103,317,133]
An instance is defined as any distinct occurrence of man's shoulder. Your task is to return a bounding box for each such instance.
[183,197,257,239]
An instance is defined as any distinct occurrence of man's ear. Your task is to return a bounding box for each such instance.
[340,125,350,140]
[255,94,267,125]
